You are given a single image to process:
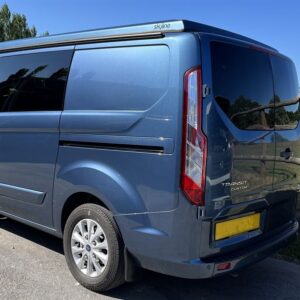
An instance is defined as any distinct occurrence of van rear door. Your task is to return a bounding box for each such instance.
[202,36,298,243]
[205,40,276,215]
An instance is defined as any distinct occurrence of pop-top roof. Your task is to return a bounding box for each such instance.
[0,20,276,53]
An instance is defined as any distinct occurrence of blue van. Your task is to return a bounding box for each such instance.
[0,20,298,292]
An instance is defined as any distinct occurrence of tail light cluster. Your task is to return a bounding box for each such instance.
[181,67,207,206]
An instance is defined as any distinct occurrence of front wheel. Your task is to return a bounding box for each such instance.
[63,204,124,292]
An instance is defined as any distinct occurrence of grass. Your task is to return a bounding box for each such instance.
[278,212,300,262]
[279,234,300,262]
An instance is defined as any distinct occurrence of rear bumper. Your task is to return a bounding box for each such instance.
[133,220,298,279]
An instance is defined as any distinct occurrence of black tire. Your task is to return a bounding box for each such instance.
[63,203,125,292]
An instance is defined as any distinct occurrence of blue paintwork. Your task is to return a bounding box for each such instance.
[0,111,62,227]
[65,46,170,111]
[0,183,45,204]
[53,33,200,226]
[0,21,298,279]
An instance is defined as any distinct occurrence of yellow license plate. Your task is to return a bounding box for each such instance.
[215,213,261,241]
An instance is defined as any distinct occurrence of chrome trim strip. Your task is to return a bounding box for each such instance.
[0,32,164,53]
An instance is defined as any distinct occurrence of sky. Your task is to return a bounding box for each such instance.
[2,0,300,79]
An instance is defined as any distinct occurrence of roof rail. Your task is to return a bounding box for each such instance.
[0,20,276,53]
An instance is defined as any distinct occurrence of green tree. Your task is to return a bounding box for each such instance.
[0,3,47,41]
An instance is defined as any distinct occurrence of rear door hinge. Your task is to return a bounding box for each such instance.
[202,84,210,98]
[197,206,205,219]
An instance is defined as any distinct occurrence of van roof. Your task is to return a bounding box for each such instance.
[0,19,277,54]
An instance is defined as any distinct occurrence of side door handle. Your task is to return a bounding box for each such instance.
[280,148,293,160]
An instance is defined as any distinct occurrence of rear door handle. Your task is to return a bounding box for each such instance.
[280,148,293,159]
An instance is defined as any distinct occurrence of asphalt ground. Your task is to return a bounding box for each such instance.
[0,217,300,300]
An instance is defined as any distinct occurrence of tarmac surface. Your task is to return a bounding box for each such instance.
[0,217,300,300]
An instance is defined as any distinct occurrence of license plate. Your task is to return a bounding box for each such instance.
[215,213,261,241]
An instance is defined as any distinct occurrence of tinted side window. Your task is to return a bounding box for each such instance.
[270,55,299,129]
[211,42,274,130]
[0,50,73,112]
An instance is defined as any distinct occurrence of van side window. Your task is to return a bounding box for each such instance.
[211,42,274,130]
[270,55,300,130]
[0,50,73,112]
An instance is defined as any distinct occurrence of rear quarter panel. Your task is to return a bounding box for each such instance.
[53,33,201,235]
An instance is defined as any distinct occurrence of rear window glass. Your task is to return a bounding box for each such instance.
[270,55,299,129]
[211,42,274,130]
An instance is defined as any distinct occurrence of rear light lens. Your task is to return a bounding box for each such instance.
[181,67,207,206]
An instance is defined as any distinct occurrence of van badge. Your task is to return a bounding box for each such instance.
[153,23,171,31]
[222,181,248,192]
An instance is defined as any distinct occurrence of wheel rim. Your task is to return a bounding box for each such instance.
[71,219,109,277]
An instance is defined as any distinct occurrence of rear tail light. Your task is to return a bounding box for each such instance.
[181,67,207,206]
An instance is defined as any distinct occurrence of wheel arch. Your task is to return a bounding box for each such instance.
[60,192,109,233]
[53,160,146,235]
